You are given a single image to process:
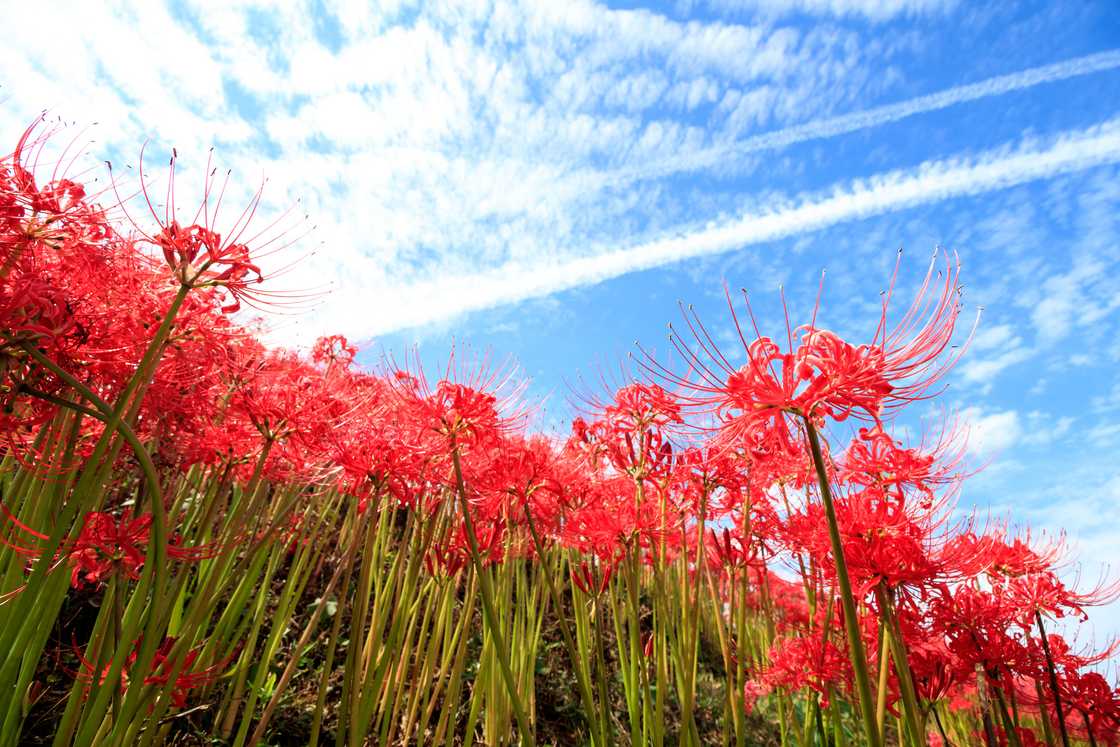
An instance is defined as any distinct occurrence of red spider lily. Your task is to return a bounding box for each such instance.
[0,123,118,400]
[570,559,614,596]
[642,251,972,437]
[762,633,854,709]
[567,383,682,484]
[1,121,111,248]
[1061,669,1120,744]
[602,382,683,433]
[155,219,262,306]
[68,512,152,587]
[973,531,1120,626]
[841,425,963,507]
[981,532,1065,579]
[568,413,676,480]
[906,638,960,703]
[707,526,764,571]
[386,351,527,455]
[312,334,358,370]
[426,518,508,574]
[70,644,131,699]
[459,435,572,534]
[559,474,673,559]
[142,637,231,708]
[427,380,503,445]
[110,144,309,314]
[424,543,470,577]
[72,636,229,709]
[929,583,1035,683]
[0,509,220,590]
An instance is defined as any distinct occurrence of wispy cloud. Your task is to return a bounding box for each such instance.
[607,49,1120,188]
[958,406,1020,458]
[356,118,1120,336]
[3,2,1118,353]
[703,0,958,23]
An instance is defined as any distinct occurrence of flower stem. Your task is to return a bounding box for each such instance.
[450,446,536,747]
[521,502,604,745]
[1035,611,1071,747]
[803,417,881,747]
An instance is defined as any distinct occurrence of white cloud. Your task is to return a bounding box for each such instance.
[706,0,958,22]
[957,322,1033,389]
[604,48,1120,189]
[1032,253,1120,343]
[959,406,1020,458]
[958,346,1034,388]
[320,118,1120,339]
[970,322,1016,351]
[3,2,1120,349]
[1020,412,1074,447]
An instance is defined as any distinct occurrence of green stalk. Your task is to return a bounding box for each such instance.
[449,446,535,747]
[875,584,925,745]
[308,510,358,747]
[247,504,367,747]
[520,503,603,745]
[931,704,955,747]
[875,624,890,738]
[1035,611,1071,747]
[1034,679,1057,747]
[11,386,169,747]
[975,665,999,747]
[803,417,881,747]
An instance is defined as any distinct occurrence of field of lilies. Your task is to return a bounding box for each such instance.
[1,119,1117,747]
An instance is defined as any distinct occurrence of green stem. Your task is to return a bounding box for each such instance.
[1035,612,1071,747]
[450,446,536,747]
[803,417,881,747]
[17,353,170,644]
[247,505,366,747]
[521,502,603,745]
[876,584,925,745]
[931,705,954,747]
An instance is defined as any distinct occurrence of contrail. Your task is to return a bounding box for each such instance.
[604,49,1120,187]
[363,118,1120,336]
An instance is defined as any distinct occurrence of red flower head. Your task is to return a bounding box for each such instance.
[762,633,853,708]
[142,637,230,709]
[72,636,229,710]
[390,350,527,452]
[312,334,358,369]
[69,512,151,588]
[114,144,308,314]
[647,250,973,437]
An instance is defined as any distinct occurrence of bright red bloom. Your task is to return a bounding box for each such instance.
[762,633,853,708]
[651,251,970,436]
[142,637,229,708]
[73,636,228,710]
[312,334,358,369]
[69,512,151,588]
[113,145,306,314]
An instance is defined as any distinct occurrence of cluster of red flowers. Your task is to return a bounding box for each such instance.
[72,636,228,709]
[1,120,1117,743]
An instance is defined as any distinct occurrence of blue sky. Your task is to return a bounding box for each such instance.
[3,0,1120,636]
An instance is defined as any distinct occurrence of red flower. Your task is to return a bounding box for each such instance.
[762,633,853,708]
[142,637,229,709]
[652,251,971,435]
[312,334,358,369]
[115,145,305,314]
[69,512,151,588]
[73,636,228,710]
